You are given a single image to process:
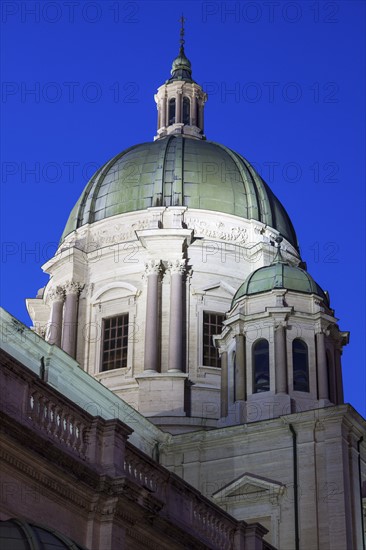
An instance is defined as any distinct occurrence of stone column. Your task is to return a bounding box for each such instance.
[220,351,228,418]
[316,331,329,400]
[61,281,83,358]
[235,334,246,401]
[199,104,204,133]
[46,286,65,347]
[160,97,166,128]
[334,347,344,404]
[157,103,161,130]
[167,259,186,372]
[192,93,197,126]
[275,322,288,393]
[176,90,182,123]
[144,260,161,372]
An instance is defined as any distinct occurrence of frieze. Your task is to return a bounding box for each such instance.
[92,219,149,246]
[0,447,90,510]
[185,218,248,244]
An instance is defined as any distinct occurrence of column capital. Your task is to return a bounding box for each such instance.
[167,258,186,275]
[315,327,330,337]
[144,259,162,276]
[62,281,84,295]
[274,319,288,330]
[48,286,65,303]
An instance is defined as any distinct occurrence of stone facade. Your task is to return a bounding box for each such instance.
[4,30,366,550]
[0,312,274,550]
[160,406,366,550]
[26,207,299,434]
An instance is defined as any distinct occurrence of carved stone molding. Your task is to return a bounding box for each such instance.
[274,320,288,330]
[48,286,65,303]
[63,281,84,295]
[144,259,162,277]
[167,259,186,275]
[92,219,149,247]
[185,217,248,244]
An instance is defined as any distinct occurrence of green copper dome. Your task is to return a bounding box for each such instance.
[61,135,298,248]
[232,261,329,306]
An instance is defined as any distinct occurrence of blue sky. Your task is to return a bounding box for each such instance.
[1,1,365,415]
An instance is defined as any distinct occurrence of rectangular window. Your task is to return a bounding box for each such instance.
[101,314,129,372]
[203,312,224,368]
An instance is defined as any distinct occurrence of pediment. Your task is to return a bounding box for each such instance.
[212,472,284,502]
[195,281,236,299]
[91,282,139,303]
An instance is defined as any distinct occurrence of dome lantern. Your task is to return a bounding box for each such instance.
[154,16,207,141]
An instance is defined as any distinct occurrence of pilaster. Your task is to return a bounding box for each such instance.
[61,281,83,358]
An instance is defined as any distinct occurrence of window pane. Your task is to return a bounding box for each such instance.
[183,97,190,125]
[101,314,129,371]
[253,339,269,393]
[169,98,176,125]
[203,312,225,368]
[293,339,309,392]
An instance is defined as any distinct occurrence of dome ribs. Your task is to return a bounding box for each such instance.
[215,144,258,221]
[172,135,184,206]
[153,136,173,207]
[60,136,299,250]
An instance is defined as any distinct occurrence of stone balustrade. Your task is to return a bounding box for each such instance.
[1,347,275,550]
[123,443,240,549]
[28,389,88,458]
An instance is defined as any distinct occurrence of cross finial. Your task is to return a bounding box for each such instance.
[179,14,186,49]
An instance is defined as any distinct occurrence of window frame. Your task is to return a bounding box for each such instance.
[252,338,270,393]
[100,313,129,372]
[182,96,191,125]
[292,338,309,393]
[202,311,225,368]
[168,97,176,125]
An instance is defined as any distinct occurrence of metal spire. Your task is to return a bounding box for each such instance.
[179,14,186,53]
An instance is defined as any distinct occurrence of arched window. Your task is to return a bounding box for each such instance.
[293,339,309,392]
[168,98,176,125]
[253,339,269,393]
[183,97,190,125]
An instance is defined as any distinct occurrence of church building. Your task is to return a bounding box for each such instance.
[1,21,365,550]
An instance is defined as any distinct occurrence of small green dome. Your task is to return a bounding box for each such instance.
[171,51,191,72]
[232,261,329,306]
[61,135,298,248]
[169,46,194,82]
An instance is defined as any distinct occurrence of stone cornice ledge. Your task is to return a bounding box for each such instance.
[167,404,366,448]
